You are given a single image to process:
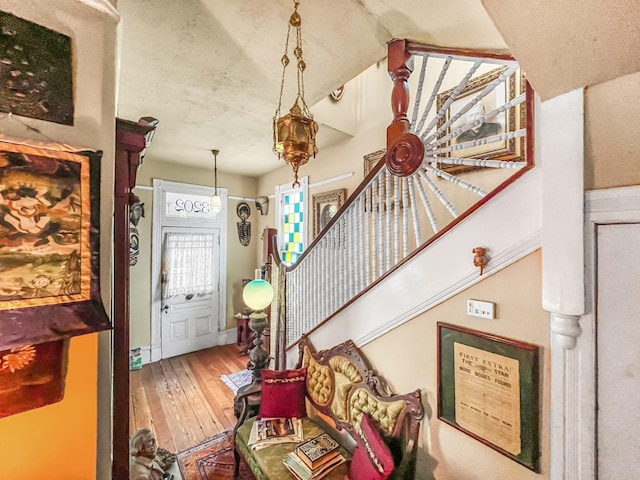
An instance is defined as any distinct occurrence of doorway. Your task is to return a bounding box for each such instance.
[151,179,228,361]
[596,222,640,477]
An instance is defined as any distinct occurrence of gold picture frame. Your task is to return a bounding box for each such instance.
[436,66,524,174]
[312,188,346,238]
[363,149,386,177]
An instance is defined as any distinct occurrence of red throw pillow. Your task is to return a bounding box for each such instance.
[349,414,395,480]
[257,368,307,419]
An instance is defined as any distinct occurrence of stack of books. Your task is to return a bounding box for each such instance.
[247,417,303,451]
[283,432,346,480]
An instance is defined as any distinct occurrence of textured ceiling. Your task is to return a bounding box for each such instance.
[481,0,640,102]
[116,0,638,176]
[116,0,508,176]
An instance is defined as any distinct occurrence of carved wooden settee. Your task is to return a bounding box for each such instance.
[233,335,424,479]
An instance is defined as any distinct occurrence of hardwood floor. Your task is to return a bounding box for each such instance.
[129,343,249,453]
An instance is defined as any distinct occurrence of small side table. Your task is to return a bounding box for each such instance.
[234,313,251,354]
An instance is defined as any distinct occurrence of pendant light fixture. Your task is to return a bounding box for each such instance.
[273,0,318,188]
[210,149,222,215]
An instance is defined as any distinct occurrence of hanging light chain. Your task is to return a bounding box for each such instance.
[272,0,318,187]
[295,15,310,115]
[274,1,295,123]
[213,150,218,194]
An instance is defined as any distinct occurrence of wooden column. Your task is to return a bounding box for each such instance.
[112,117,157,480]
[385,39,424,177]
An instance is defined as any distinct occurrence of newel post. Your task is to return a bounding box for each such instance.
[386,39,424,177]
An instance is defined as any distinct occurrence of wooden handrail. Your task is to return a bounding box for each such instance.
[265,41,535,352]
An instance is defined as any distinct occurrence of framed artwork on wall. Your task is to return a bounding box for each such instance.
[312,188,346,238]
[0,137,111,351]
[363,149,386,177]
[0,11,74,125]
[437,323,540,471]
[436,67,525,174]
[0,339,68,418]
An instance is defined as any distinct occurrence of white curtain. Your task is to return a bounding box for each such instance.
[162,232,215,298]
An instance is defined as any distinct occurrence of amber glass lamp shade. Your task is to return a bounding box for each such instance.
[242,279,274,311]
[274,100,318,188]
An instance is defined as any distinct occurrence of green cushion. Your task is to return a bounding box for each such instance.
[236,416,350,480]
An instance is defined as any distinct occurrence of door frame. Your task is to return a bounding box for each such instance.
[577,185,640,478]
[151,178,228,362]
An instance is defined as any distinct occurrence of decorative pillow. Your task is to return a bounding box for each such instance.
[349,414,395,480]
[257,368,307,419]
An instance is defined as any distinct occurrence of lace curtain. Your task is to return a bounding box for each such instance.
[162,232,215,298]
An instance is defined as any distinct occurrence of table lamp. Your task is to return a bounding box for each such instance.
[242,270,274,382]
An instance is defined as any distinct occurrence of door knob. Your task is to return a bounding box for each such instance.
[162,304,169,313]
[185,293,194,300]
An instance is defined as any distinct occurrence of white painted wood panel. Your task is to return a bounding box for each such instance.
[597,222,640,479]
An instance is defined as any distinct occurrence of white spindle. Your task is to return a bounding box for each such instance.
[356,195,362,292]
[407,177,422,246]
[424,163,488,197]
[348,206,356,298]
[411,55,429,127]
[377,174,385,276]
[393,175,401,265]
[415,172,439,234]
[402,177,410,257]
[431,156,527,170]
[418,168,460,218]
[385,170,392,272]
[415,56,453,135]
[364,188,371,286]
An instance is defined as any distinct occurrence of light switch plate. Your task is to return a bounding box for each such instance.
[467,299,495,319]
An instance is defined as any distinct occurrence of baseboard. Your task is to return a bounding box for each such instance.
[219,327,237,346]
[139,328,238,365]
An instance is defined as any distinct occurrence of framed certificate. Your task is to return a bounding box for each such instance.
[437,323,540,471]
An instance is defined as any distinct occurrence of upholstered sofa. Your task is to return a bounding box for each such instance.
[233,335,424,479]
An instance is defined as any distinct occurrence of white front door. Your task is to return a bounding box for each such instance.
[161,227,220,358]
[151,179,228,362]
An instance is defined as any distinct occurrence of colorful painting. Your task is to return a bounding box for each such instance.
[0,11,74,125]
[0,138,110,350]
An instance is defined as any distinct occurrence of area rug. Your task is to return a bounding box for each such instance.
[177,431,253,480]
[220,369,252,394]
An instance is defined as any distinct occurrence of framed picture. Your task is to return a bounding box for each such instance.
[0,137,111,350]
[312,188,346,238]
[363,149,386,177]
[0,11,74,125]
[436,67,524,174]
[437,323,540,471]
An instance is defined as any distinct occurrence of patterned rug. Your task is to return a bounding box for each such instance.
[177,431,253,480]
[220,369,252,394]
